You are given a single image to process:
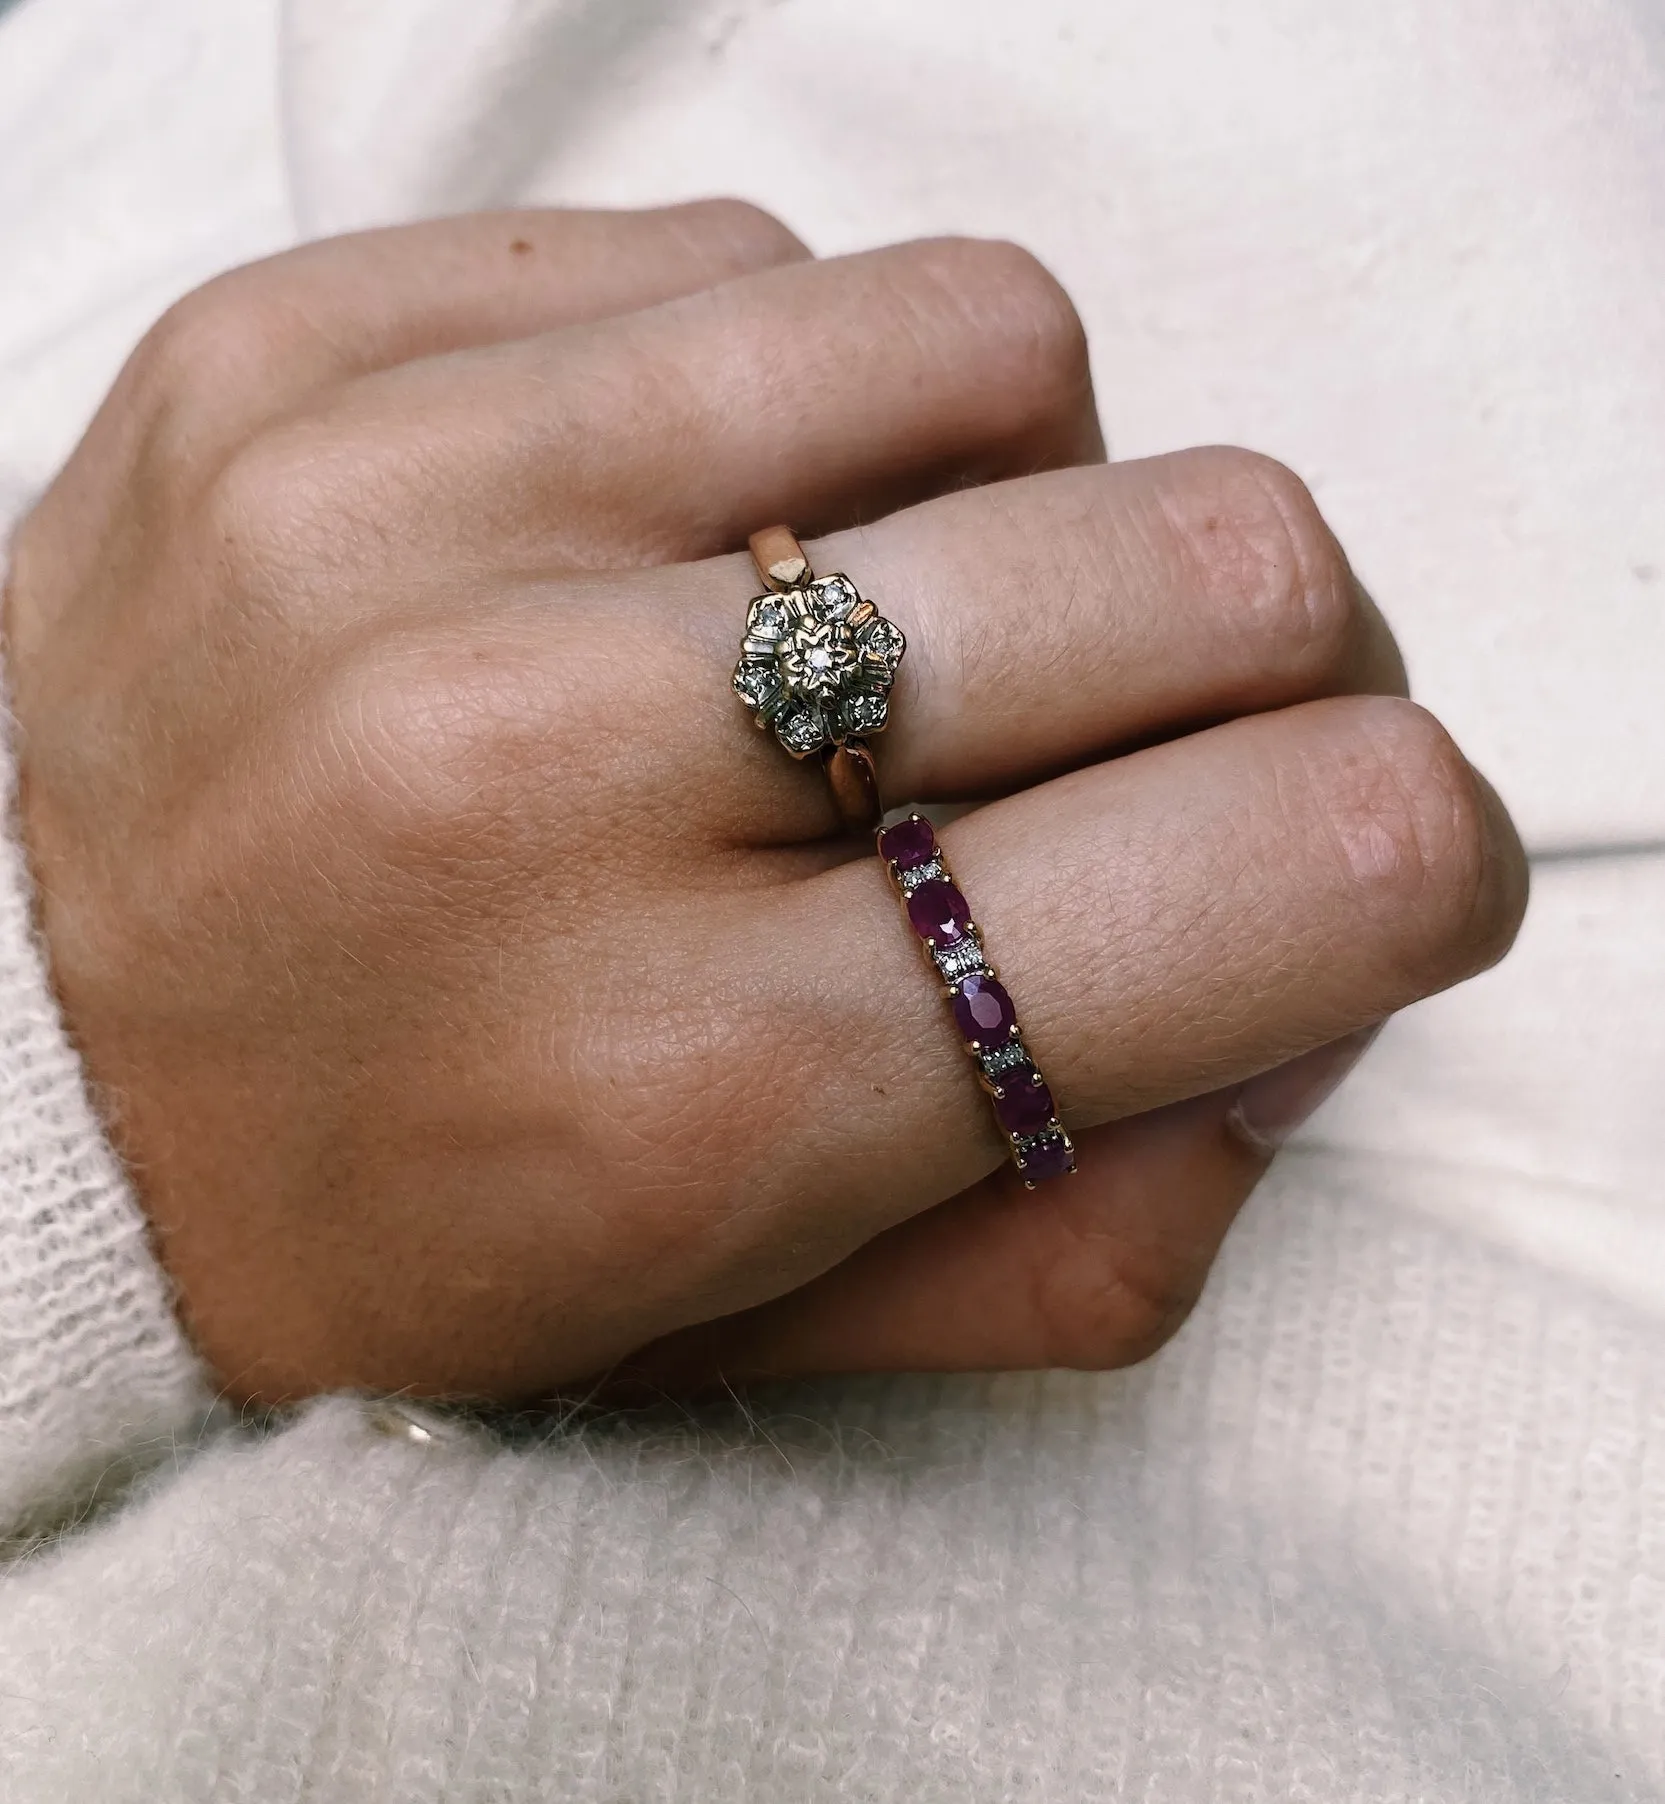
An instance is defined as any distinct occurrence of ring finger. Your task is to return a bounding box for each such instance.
[513,446,1408,841]
[634,694,1525,1334]
[746,449,1407,835]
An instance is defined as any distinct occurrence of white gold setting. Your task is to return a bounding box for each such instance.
[733,573,906,761]
[931,933,989,984]
[896,857,946,896]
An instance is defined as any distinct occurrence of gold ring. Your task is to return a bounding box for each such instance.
[733,526,905,833]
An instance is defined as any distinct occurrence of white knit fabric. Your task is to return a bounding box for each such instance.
[1,0,1663,1797]
[3,1169,1665,1799]
[0,701,213,1536]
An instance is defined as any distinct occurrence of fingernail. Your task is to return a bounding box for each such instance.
[1225,1023,1383,1156]
[1462,759,1530,979]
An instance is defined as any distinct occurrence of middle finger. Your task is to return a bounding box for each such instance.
[277,235,1104,573]
[639,448,1407,838]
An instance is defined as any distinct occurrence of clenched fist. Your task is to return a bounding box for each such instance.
[3,202,1526,1405]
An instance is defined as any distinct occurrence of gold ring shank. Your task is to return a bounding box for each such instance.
[748,524,812,593]
[823,741,882,832]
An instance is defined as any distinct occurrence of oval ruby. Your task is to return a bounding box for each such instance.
[994,1066,1055,1135]
[906,878,971,944]
[878,815,938,871]
[1019,1134,1074,1182]
[952,973,1016,1048]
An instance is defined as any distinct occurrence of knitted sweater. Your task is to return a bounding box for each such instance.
[2,2,1663,1798]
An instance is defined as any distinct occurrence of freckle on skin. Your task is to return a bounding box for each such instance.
[510,238,533,256]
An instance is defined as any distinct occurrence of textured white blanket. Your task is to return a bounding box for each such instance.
[1,1,1661,1796]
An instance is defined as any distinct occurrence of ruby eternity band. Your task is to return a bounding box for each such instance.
[877,813,1076,1187]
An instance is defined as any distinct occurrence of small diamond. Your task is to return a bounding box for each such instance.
[838,689,889,737]
[747,597,788,639]
[780,615,860,701]
[733,661,781,712]
[817,576,855,618]
[859,618,906,671]
[932,933,987,982]
[896,857,945,895]
[979,1037,1028,1077]
[775,701,827,757]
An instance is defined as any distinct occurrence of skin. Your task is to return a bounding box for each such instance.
[1,201,1528,1408]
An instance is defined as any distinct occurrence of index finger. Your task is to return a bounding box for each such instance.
[65,201,812,488]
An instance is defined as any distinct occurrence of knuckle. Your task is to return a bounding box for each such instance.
[1165,448,1359,679]
[200,429,340,586]
[302,619,652,857]
[307,630,548,846]
[202,420,435,596]
[1026,1211,1203,1371]
[126,272,296,422]
[670,196,808,270]
[916,236,1093,408]
[1306,696,1519,975]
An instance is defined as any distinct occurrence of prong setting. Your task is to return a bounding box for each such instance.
[733,570,905,761]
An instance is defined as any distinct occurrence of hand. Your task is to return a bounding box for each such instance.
[3,203,1527,1405]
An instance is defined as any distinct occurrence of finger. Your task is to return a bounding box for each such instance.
[589,1028,1383,1393]
[833,450,1409,801]
[661,698,1524,1320]
[660,449,1408,839]
[581,1087,1270,1397]
[182,442,1398,870]
[72,201,811,489]
[293,236,1105,569]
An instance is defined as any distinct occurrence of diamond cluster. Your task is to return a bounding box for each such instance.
[733,574,906,760]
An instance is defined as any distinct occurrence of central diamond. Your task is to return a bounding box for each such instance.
[778,616,859,701]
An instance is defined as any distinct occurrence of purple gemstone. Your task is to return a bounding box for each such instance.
[906,878,971,945]
[952,973,1016,1048]
[994,1066,1055,1135]
[878,815,938,871]
[1019,1134,1075,1183]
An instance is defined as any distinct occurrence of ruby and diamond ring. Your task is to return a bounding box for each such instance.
[877,813,1076,1187]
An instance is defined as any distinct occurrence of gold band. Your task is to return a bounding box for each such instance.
[823,740,883,832]
[747,524,812,592]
